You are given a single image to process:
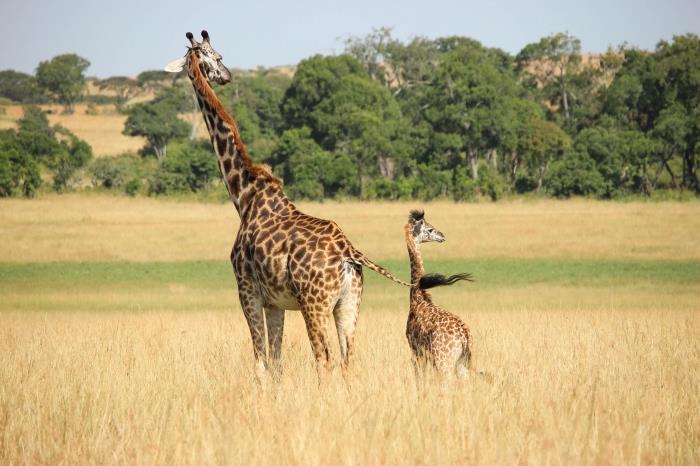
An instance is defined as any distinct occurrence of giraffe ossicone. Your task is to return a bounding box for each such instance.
[165,30,412,379]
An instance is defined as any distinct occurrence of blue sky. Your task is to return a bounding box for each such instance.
[2,0,698,78]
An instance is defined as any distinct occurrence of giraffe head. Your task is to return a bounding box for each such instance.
[408,210,445,244]
[165,30,232,84]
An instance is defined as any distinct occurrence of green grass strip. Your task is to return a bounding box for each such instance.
[1,259,698,289]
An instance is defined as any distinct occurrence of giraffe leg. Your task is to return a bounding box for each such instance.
[237,286,268,383]
[300,304,334,379]
[265,306,285,374]
[333,264,363,373]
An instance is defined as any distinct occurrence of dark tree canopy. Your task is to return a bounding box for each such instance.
[35,54,90,113]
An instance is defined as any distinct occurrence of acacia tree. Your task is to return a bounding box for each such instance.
[96,76,142,107]
[0,70,46,103]
[36,54,90,113]
[123,97,189,160]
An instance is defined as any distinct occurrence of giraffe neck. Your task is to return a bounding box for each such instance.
[404,223,425,286]
[187,51,280,216]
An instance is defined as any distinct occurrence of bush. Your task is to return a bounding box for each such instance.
[148,142,219,195]
[89,154,145,189]
[545,152,605,198]
[0,129,42,197]
[514,174,538,194]
[413,164,452,200]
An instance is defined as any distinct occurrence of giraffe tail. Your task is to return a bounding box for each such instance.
[418,272,474,289]
[347,249,411,287]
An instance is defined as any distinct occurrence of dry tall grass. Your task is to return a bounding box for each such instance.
[1,196,698,464]
[1,194,699,262]
[1,308,697,465]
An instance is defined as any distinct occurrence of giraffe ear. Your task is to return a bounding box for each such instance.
[164,57,186,73]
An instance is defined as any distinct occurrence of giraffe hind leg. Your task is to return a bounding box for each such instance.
[333,263,363,372]
[299,299,334,379]
[265,306,285,375]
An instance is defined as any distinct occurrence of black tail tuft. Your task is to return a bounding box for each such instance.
[418,272,474,289]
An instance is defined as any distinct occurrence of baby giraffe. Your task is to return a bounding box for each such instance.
[405,210,491,382]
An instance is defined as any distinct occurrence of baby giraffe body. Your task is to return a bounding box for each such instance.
[404,210,480,379]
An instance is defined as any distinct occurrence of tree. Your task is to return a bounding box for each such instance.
[0,70,46,103]
[313,75,412,197]
[517,33,589,132]
[344,27,395,84]
[36,54,90,113]
[425,41,519,182]
[47,125,93,191]
[218,71,291,163]
[603,35,700,192]
[137,70,173,93]
[519,118,571,191]
[272,127,355,199]
[123,97,189,160]
[0,129,41,197]
[654,35,700,192]
[280,54,366,132]
[96,76,141,106]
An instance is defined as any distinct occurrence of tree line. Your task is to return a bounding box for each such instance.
[1,31,698,200]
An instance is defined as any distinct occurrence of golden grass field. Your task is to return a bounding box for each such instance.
[1,195,699,263]
[0,104,146,156]
[1,196,699,465]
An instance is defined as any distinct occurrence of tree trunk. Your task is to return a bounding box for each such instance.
[154,141,166,161]
[663,158,679,189]
[357,162,364,198]
[684,149,699,193]
[487,149,498,171]
[509,151,520,183]
[536,162,549,192]
[468,148,479,180]
[560,71,570,121]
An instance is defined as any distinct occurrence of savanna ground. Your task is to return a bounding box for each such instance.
[1,196,699,464]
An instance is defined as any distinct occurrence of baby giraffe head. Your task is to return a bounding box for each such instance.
[408,209,445,244]
[164,30,232,85]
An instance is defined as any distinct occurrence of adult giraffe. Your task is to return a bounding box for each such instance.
[165,31,409,379]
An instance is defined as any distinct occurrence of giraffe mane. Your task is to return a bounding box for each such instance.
[408,209,425,223]
[188,51,281,186]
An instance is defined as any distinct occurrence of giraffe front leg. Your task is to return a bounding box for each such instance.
[265,306,285,375]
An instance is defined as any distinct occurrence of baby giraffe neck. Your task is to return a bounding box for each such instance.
[404,223,425,285]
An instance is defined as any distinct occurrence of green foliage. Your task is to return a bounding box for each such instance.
[545,151,605,198]
[0,106,92,195]
[0,129,41,197]
[148,142,219,195]
[281,54,366,132]
[217,72,291,163]
[35,54,90,113]
[89,153,147,192]
[0,70,46,103]
[6,32,696,201]
[48,125,93,191]
[16,106,61,161]
[123,95,190,160]
[272,127,354,200]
